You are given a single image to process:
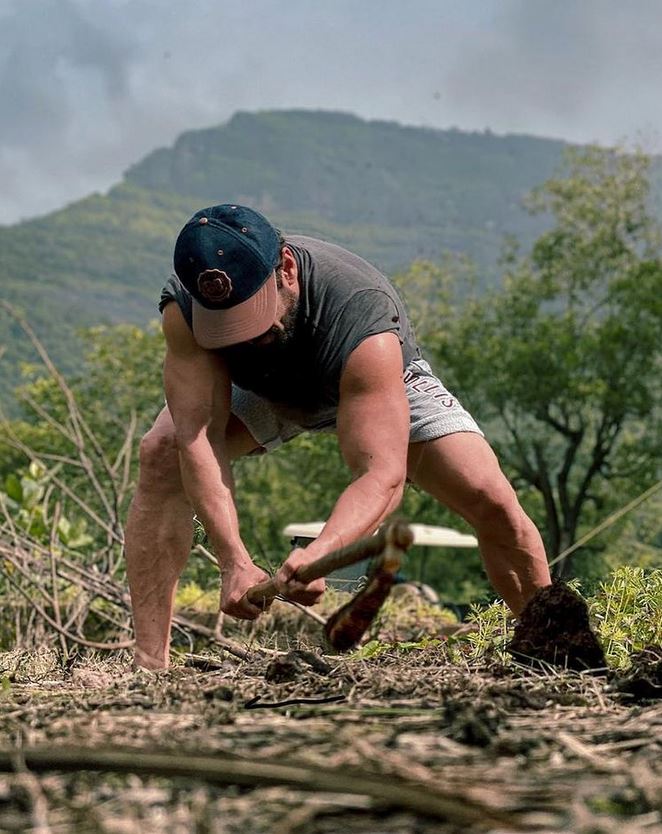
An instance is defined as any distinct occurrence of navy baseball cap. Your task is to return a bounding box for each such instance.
[173,204,281,348]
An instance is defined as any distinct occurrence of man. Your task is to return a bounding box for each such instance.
[125,204,551,671]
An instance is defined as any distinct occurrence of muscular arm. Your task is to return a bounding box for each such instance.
[277,333,409,590]
[312,332,409,555]
[162,304,264,615]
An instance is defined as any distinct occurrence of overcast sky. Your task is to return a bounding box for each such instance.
[2,0,662,225]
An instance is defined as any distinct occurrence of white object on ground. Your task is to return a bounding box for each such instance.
[282,521,477,548]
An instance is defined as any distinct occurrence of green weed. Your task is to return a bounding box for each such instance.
[463,569,662,668]
[589,566,662,668]
[465,600,513,662]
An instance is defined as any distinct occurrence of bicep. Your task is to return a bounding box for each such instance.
[162,303,231,442]
[336,333,409,479]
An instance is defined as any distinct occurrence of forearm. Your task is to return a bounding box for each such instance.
[177,433,250,569]
[304,469,405,560]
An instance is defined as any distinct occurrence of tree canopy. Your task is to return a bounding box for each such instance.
[408,147,662,576]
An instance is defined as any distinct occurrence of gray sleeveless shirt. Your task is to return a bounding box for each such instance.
[159,235,419,418]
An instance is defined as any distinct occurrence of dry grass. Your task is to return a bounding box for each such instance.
[0,642,659,833]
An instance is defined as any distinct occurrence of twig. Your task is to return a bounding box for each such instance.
[1,570,134,650]
[3,304,124,527]
[0,424,124,544]
[2,546,60,610]
[48,473,124,545]
[0,434,83,469]
[172,613,253,661]
[557,731,620,773]
[193,543,218,567]
[112,409,137,525]
[277,597,327,625]
[12,752,52,834]
[0,493,18,539]
[244,695,346,709]
[48,502,68,658]
[549,478,662,567]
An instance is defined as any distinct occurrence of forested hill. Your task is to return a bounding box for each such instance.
[0,109,616,393]
[125,109,566,264]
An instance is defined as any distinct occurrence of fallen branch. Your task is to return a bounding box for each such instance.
[0,746,523,829]
[172,614,253,661]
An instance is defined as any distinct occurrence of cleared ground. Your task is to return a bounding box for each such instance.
[0,639,660,834]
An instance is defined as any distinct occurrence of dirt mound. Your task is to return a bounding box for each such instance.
[612,645,662,700]
[507,582,606,670]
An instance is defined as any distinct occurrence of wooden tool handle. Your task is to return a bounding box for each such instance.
[245,518,413,606]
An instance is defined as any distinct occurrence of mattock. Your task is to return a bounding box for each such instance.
[243,519,414,651]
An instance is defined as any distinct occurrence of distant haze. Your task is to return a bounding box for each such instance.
[2,0,662,225]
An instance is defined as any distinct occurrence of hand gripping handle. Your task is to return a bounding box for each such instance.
[244,519,413,607]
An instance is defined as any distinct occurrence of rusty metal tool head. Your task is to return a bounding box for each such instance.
[324,522,412,651]
[245,519,414,652]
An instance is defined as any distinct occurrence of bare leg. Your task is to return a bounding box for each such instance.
[407,433,551,615]
[125,407,259,669]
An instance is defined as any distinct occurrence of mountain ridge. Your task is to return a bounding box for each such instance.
[0,108,653,395]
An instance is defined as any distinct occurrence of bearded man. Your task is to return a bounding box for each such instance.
[125,204,551,670]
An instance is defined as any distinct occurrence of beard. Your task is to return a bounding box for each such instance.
[261,287,300,347]
[222,288,301,368]
[221,287,317,407]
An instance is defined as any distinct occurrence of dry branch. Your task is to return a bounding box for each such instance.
[0,746,523,829]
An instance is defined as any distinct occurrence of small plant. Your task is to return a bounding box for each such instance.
[351,639,392,660]
[589,566,662,668]
[351,635,444,661]
[174,582,218,614]
[465,599,513,662]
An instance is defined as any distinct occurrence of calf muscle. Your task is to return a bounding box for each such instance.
[407,432,551,614]
[125,409,193,669]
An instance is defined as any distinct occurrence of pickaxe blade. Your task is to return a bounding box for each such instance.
[324,539,404,651]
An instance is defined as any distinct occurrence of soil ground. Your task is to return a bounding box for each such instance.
[0,635,660,834]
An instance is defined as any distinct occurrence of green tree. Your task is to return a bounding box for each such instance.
[412,147,662,577]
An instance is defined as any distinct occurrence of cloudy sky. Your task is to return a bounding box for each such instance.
[2,0,662,225]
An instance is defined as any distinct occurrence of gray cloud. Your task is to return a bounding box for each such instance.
[445,0,662,147]
[1,0,662,224]
[0,0,134,145]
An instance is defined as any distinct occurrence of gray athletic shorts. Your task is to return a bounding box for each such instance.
[231,357,483,452]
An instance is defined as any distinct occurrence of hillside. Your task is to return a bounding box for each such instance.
[0,109,598,395]
[126,110,565,260]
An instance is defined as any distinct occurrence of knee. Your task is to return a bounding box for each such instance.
[462,477,526,538]
[138,427,181,485]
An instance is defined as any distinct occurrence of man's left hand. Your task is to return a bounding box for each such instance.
[274,548,326,606]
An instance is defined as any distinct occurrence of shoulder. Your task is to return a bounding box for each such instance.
[288,235,399,317]
[162,302,201,358]
[159,273,190,312]
[288,235,387,284]
[342,332,403,387]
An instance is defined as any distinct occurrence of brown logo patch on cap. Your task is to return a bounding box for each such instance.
[197,269,233,303]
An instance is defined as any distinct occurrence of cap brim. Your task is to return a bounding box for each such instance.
[192,273,278,348]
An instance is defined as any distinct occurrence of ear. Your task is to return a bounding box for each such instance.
[279,246,298,289]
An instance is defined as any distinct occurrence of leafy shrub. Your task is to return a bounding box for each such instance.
[1,462,92,549]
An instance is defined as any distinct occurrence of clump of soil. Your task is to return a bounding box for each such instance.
[265,650,332,683]
[441,699,503,747]
[612,645,662,700]
[508,582,606,670]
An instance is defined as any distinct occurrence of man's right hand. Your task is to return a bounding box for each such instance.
[220,559,271,620]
